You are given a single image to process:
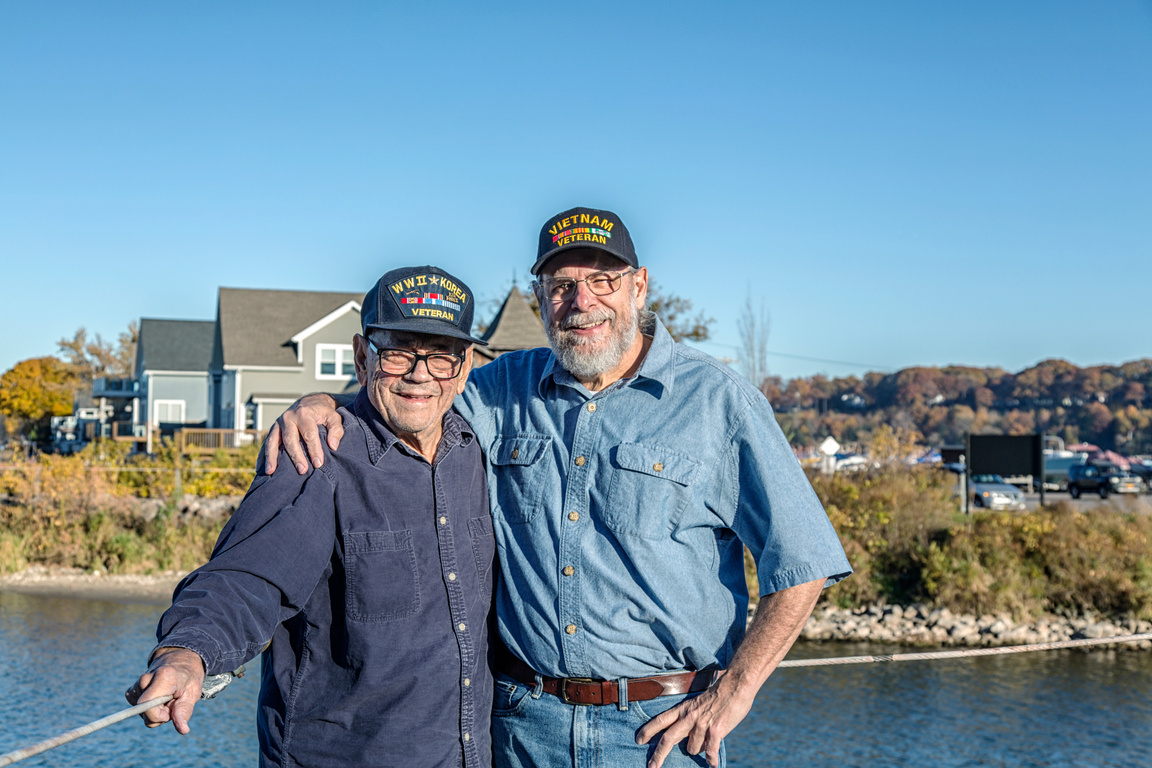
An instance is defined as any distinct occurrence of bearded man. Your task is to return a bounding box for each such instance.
[268,206,852,768]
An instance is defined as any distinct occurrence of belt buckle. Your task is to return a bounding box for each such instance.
[560,677,597,705]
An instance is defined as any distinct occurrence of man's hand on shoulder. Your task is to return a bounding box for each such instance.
[634,676,754,768]
[125,647,206,734]
[264,393,346,475]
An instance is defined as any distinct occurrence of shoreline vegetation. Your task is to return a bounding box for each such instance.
[3,446,1151,649]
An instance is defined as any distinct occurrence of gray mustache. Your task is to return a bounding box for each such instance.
[558,309,614,331]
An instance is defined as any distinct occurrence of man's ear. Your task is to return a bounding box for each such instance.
[631,266,648,309]
[353,334,370,387]
[456,346,474,396]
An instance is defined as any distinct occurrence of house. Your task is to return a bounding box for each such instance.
[209,287,364,431]
[136,318,216,431]
[474,285,548,366]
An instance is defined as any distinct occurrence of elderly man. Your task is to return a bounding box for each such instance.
[127,266,495,768]
[268,207,852,768]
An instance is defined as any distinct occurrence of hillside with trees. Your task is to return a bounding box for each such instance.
[763,358,1152,454]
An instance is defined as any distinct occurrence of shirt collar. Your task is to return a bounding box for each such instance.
[351,388,474,465]
[537,315,677,398]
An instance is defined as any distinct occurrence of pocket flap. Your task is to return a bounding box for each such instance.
[344,529,411,553]
[491,435,551,467]
[613,443,700,486]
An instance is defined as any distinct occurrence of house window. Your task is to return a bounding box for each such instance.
[154,400,186,424]
[316,344,356,379]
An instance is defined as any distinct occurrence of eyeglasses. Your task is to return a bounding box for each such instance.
[535,268,635,303]
[366,339,466,380]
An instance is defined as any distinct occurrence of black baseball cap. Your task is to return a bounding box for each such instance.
[531,206,638,275]
[361,265,487,346]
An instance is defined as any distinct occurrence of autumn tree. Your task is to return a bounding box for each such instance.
[0,357,76,439]
[57,323,137,383]
[647,282,713,343]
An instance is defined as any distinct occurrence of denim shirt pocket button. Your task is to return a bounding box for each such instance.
[489,435,551,525]
[605,443,700,539]
[343,530,421,621]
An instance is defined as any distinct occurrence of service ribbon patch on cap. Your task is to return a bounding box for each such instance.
[388,272,469,324]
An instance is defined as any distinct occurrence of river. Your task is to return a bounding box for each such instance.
[2,591,1149,767]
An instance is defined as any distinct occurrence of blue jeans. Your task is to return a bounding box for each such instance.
[491,672,725,768]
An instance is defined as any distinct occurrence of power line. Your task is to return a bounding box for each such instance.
[706,342,892,372]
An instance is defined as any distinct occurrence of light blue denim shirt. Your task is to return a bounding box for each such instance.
[457,318,851,680]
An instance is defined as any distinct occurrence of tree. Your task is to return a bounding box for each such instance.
[56,322,138,395]
[0,357,76,439]
[737,293,770,389]
[647,282,713,343]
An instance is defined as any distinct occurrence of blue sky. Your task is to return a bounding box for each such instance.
[2,2,1150,382]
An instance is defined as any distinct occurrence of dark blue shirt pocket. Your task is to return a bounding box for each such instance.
[488,435,551,525]
[468,515,495,593]
[343,530,421,622]
[605,443,701,539]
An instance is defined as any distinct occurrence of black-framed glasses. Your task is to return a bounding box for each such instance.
[535,268,635,303]
[366,339,465,380]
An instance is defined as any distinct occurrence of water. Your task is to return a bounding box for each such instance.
[2,592,1150,767]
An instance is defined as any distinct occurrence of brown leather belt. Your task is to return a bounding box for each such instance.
[498,647,718,706]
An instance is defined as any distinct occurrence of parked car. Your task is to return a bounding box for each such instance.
[1066,463,1143,498]
[1126,460,1152,494]
[970,474,1027,510]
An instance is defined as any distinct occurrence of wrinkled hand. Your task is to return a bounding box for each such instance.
[635,682,754,768]
[125,648,206,734]
[264,393,343,474]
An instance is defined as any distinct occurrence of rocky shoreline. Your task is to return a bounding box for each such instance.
[799,603,1152,650]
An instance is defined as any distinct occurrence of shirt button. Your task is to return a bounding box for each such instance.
[568,511,580,522]
[565,624,577,635]
[464,733,471,742]
[439,516,447,525]
[653,462,664,472]
[574,456,585,466]
[586,403,597,412]
[511,448,519,459]
[563,566,575,576]
[464,678,471,687]
[448,572,456,581]
[458,622,466,631]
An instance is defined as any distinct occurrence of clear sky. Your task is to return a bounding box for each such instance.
[2,2,1150,382]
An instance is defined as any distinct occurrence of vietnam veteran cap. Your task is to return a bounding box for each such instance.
[531,206,638,275]
[361,265,488,346]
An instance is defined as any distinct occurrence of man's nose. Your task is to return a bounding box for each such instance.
[570,280,601,312]
[404,357,435,382]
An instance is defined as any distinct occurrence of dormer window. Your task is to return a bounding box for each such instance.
[317,344,355,379]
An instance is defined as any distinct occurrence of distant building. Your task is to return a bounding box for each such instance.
[137,318,216,431]
[474,285,548,366]
[209,287,363,431]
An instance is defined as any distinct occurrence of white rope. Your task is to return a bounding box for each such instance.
[0,670,240,767]
[776,632,1152,668]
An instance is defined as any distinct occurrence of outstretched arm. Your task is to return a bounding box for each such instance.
[635,578,824,768]
[264,392,354,474]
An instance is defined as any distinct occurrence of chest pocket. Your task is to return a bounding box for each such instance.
[488,435,551,525]
[605,443,701,539]
[343,530,421,622]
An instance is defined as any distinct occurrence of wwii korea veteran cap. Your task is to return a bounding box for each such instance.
[361,265,488,346]
[530,206,638,275]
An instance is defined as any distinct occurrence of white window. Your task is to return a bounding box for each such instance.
[316,344,356,379]
[153,400,186,425]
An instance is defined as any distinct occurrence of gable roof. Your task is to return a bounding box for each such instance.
[477,285,548,360]
[137,319,215,373]
[216,287,364,368]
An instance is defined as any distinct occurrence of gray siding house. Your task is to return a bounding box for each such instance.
[136,318,216,430]
[209,287,364,431]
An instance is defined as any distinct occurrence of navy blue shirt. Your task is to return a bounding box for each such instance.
[156,390,494,768]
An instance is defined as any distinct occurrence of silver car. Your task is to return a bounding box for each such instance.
[970,474,1027,510]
